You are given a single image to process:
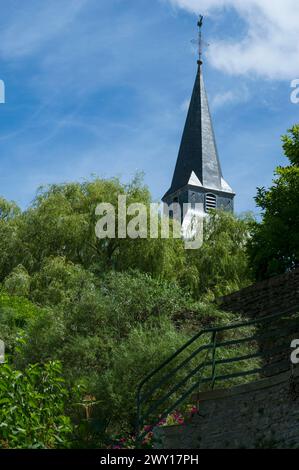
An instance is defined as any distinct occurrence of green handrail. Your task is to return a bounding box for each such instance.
[136,309,298,442]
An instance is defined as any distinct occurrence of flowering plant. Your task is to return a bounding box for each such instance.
[111,404,199,449]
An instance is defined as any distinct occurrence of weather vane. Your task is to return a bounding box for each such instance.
[191,15,209,65]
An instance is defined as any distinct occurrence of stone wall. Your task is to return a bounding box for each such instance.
[218,268,299,318]
[155,367,299,449]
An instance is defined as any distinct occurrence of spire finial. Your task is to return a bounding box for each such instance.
[197,15,204,66]
[191,15,208,66]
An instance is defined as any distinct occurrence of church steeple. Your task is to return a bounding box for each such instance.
[163,17,235,214]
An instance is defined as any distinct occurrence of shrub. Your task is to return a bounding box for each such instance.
[0,361,73,449]
[0,291,42,357]
[94,321,190,433]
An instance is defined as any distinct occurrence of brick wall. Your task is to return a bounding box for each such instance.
[155,367,299,449]
[218,268,299,318]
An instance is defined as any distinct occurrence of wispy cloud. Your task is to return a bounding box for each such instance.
[211,85,250,109]
[166,0,299,79]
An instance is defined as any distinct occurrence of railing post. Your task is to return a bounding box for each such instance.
[211,331,217,390]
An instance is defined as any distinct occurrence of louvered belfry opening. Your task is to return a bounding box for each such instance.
[205,193,217,211]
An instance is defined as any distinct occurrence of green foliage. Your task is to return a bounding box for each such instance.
[29,256,97,307]
[0,197,20,221]
[16,258,108,384]
[95,321,189,431]
[0,361,72,449]
[0,173,254,447]
[248,125,299,279]
[282,124,299,166]
[0,177,142,277]
[0,291,42,356]
[181,211,253,299]
[0,199,23,280]
[101,270,190,338]
[4,265,31,297]
[0,176,188,287]
[0,176,250,296]
[7,259,237,441]
[16,262,194,382]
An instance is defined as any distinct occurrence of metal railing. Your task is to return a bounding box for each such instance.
[136,309,298,441]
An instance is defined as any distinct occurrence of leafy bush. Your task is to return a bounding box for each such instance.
[16,263,195,380]
[4,265,31,297]
[101,270,190,338]
[0,361,73,449]
[0,291,42,357]
[94,321,189,433]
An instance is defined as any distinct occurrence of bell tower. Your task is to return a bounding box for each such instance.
[163,17,235,215]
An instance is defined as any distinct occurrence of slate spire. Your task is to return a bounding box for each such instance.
[163,17,235,213]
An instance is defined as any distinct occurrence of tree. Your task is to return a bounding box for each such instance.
[0,199,23,280]
[0,175,185,283]
[181,211,253,300]
[248,125,299,280]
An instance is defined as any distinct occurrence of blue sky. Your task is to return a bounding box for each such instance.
[0,0,298,215]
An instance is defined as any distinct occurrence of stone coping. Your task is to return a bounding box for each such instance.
[155,367,299,436]
[191,366,299,403]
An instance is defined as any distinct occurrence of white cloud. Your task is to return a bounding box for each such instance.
[166,0,299,79]
[212,90,237,109]
[211,85,250,109]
